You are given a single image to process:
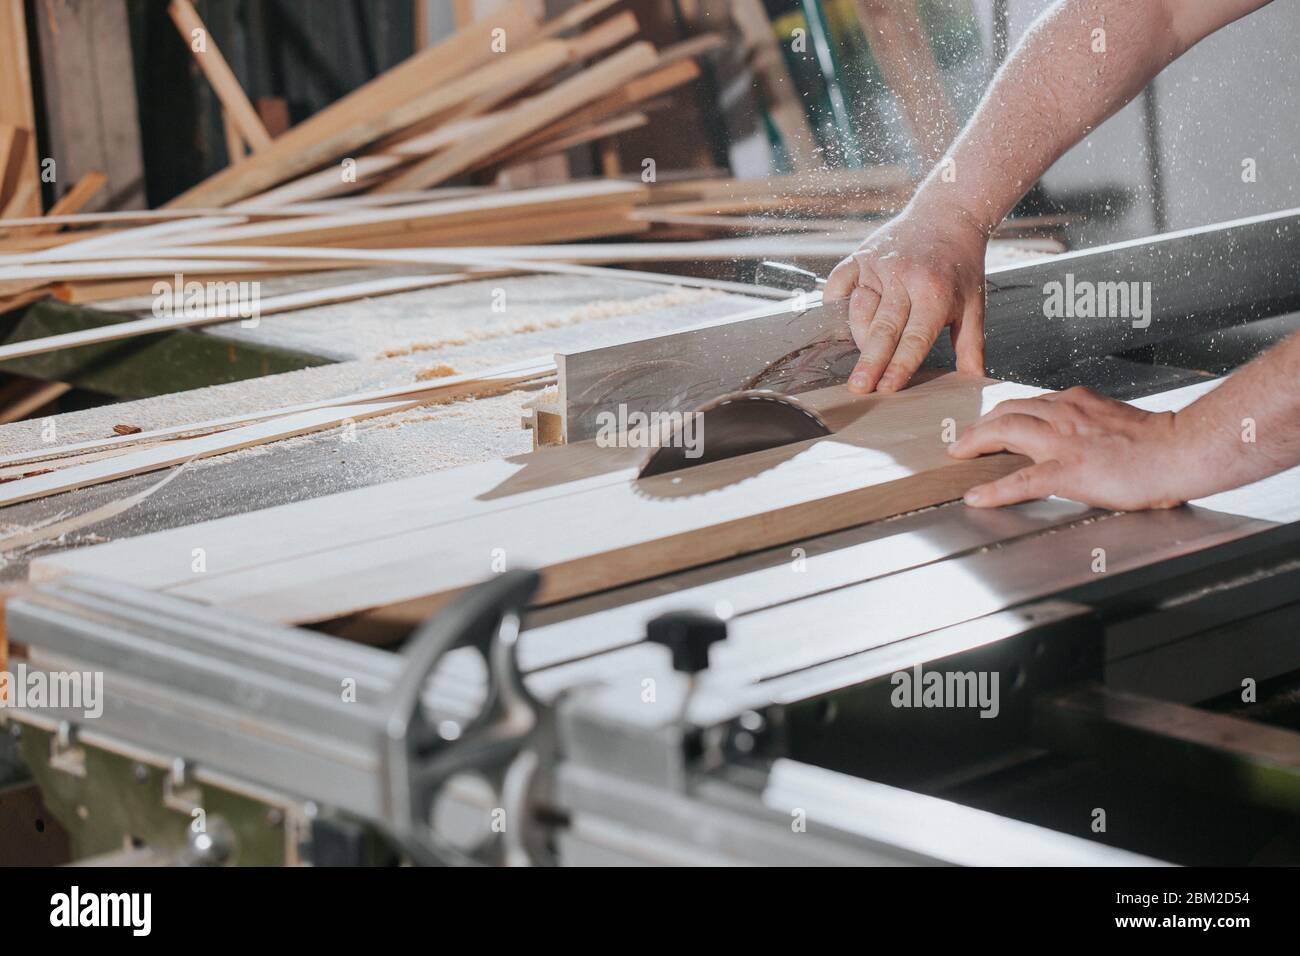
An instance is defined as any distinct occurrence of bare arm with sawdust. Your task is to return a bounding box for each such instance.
[824,0,1272,395]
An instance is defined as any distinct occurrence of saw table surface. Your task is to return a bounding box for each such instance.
[0,273,764,581]
[3,248,1299,591]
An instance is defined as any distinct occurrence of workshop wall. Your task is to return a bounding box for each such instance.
[994,0,1300,247]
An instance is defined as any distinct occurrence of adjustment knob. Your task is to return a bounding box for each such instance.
[646,611,727,675]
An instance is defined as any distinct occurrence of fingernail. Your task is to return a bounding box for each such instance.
[964,488,983,505]
[849,373,868,390]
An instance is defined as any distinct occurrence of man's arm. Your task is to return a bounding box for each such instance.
[825,0,1273,395]
[948,329,1300,510]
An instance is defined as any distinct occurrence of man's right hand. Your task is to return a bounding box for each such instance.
[823,205,990,395]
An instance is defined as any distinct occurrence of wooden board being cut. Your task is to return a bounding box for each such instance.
[33,373,1041,626]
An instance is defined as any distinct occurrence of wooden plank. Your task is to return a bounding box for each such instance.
[222,110,248,163]
[475,112,650,168]
[166,1,541,208]
[0,0,41,216]
[33,374,1041,625]
[32,0,146,212]
[27,172,108,236]
[150,180,645,248]
[365,10,640,161]
[169,0,272,151]
[376,57,699,169]
[378,43,659,192]
[535,0,621,40]
[0,124,32,211]
[222,30,586,204]
[0,176,40,219]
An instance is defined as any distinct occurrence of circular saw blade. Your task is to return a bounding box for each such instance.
[637,389,832,479]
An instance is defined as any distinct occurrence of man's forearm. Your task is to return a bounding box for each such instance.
[906,0,1269,234]
[1171,330,1300,499]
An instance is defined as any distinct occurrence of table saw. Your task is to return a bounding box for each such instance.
[2,210,1300,867]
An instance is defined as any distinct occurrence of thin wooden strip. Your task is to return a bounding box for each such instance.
[169,0,272,152]
[0,239,809,289]
[5,214,249,264]
[487,112,648,169]
[0,272,495,363]
[314,204,645,249]
[2,400,421,509]
[52,265,341,304]
[0,208,287,232]
[151,180,644,248]
[0,259,359,285]
[166,1,540,208]
[0,357,558,469]
[0,462,187,553]
[378,43,659,192]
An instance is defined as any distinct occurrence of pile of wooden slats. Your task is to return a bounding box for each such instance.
[165,0,700,208]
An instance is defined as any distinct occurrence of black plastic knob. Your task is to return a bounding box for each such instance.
[646,611,727,675]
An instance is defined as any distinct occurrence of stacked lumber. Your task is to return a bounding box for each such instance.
[162,0,703,208]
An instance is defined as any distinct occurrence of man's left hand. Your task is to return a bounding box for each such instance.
[947,386,1190,510]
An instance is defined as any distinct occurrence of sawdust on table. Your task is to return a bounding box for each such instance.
[414,362,458,381]
[368,287,725,359]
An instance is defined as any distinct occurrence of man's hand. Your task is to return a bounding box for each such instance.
[947,386,1191,510]
[824,206,988,395]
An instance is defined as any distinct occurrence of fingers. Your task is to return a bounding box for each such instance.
[951,293,985,376]
[848,278,911,393]
[965,461,1063,508]
[947,412,1059,460]
[847,283,883,351]
[878,283,957,392]
[823,256,859,301]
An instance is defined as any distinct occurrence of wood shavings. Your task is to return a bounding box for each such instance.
[415,362,459,381]
[371,287,724,360]
[379,342,439,359]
